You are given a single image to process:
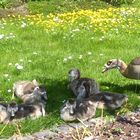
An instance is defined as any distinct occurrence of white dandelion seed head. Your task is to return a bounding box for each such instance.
[63,58,67,62]
[79,55,83,59]
[3,74,9,77]
[28,60,32,63]
[92,60,96,63]
[7,89,11,93]
[19,59,23,62]
[21,22,26,28]
[68,56,72,59]
[53,17,60,22]
[16,65,23,70]
[33,52,38,55]
[0,34,4,39]
[5,36,10,39]
[8,63,12,66]
[9,33,13,35]
[88,52,92,55]
[7,78,10,81]
[72,28,80,32]
[100,54,104,56]
[15,63,19,66]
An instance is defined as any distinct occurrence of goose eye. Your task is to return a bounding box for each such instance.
[107,61,112,65]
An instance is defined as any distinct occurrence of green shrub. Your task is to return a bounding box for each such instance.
[0,0,25,8]
[0,0,8,8]
[104,0,135,6]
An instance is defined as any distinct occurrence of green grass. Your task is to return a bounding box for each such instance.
[0,0,140,138]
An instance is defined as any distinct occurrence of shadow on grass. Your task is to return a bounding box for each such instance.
[35,76,74,113]
[35,77,139,117]
[100,82,140,95]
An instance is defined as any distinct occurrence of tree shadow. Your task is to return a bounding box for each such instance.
[100,81,140,95]
[34,77,140,117]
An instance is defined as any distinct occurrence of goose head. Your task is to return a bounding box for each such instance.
[68,68,80,82]
[102,59,121,73]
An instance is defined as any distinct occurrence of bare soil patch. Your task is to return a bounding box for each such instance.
[0,5,28,18]
[7,109,140,140]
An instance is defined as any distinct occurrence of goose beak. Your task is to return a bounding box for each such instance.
[102,66,108,73]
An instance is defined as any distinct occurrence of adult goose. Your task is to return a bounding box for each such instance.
[102,57,140,80]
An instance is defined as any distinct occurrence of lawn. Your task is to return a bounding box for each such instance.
[0,0,140,138]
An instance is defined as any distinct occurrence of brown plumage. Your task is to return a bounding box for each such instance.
[102,57,140,79]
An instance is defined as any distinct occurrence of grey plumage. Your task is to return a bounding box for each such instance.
[60,98,98,122]
[0,102,18,123]
[60,92,128,122]
[10,103,45,120]
[88,92,128,109]
[8,79,47,121]
[68,68,99,100]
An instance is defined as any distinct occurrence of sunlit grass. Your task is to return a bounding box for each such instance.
[0,5,140,138]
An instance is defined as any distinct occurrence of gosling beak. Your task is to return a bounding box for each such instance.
[41,92,48,101]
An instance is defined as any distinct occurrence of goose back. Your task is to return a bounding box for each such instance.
[126,57,140,79]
